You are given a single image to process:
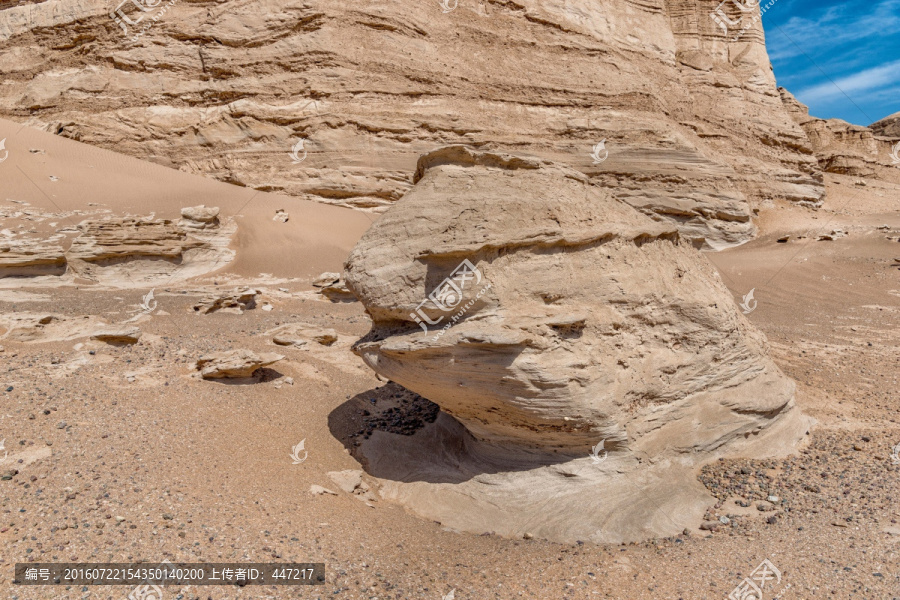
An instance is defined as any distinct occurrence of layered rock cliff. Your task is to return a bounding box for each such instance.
[0,0,825,248]
[780,89,900,179]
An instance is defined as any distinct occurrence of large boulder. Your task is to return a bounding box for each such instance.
[344,146,811,543]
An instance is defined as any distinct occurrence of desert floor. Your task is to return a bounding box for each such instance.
[1,121,899,599]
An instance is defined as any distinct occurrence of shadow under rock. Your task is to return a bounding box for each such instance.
[328,381,584,485]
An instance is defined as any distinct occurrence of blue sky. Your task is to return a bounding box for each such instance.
[761,0,900,126]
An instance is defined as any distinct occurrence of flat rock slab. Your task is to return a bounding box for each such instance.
[91,326,141,344]
[272,323,337,347]
[195,349,283,379]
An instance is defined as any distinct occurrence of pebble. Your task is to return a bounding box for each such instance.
[56,421,67,429]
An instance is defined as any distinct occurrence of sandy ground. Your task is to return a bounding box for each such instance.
[1,122,899,599]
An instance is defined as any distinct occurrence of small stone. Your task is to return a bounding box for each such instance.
[309,485,338,496]
[91,326,141,345]
[523,532,533,540]
[699,521,719,531]
[56,421,67,429]
[718,516,730,525]
[115,516,125,522]
[766,495,780,503]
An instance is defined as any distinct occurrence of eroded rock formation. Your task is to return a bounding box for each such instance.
[344,147,811,542]
[195,349,284,379]
[0,208,235,286]
[780,89,900,180]
[0,0,826,248]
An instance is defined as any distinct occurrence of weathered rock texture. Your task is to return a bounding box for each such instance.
[0,0,826,248]
[780,89,900,180]
[871,111,900,138]
[195,349,283,379]
[192,288,258,314]
[344,147,810,542]
[0,210,235,285]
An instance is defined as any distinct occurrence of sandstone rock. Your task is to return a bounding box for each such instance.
[273,209,289,223]
[344,146,810,543]
[313,272,356,302]
[312,273,341,288]
[309,485,338,496]
[192,288,258,314]
[870,111,900,138]
[68,217,203,262]
[327,470,364,494]
[90,326,141,344]
[0,0,827,247]
[195,349,283,379]
[179,205,220,229]
[780,89,899,179]
[62,214,235,286]
[272,323,337,347]
[0,312,110,343]
[0,240,67,277]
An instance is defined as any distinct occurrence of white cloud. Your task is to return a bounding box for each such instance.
[794,59,900,104]
[766,0,900,62]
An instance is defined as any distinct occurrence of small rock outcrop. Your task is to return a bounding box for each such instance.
[780,89,900,180]
[272,323,338,347]
[344,147,811,543]
[870,111,900,138]
[0,206,235,286]
[192,288,259,314]
[312,272,355,302]
[179,205,220,229]
[90,326,141,344]
[195,349,283,379]
[0,241,67,277]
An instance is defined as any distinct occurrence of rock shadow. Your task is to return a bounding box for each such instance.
[328,382,586,485]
